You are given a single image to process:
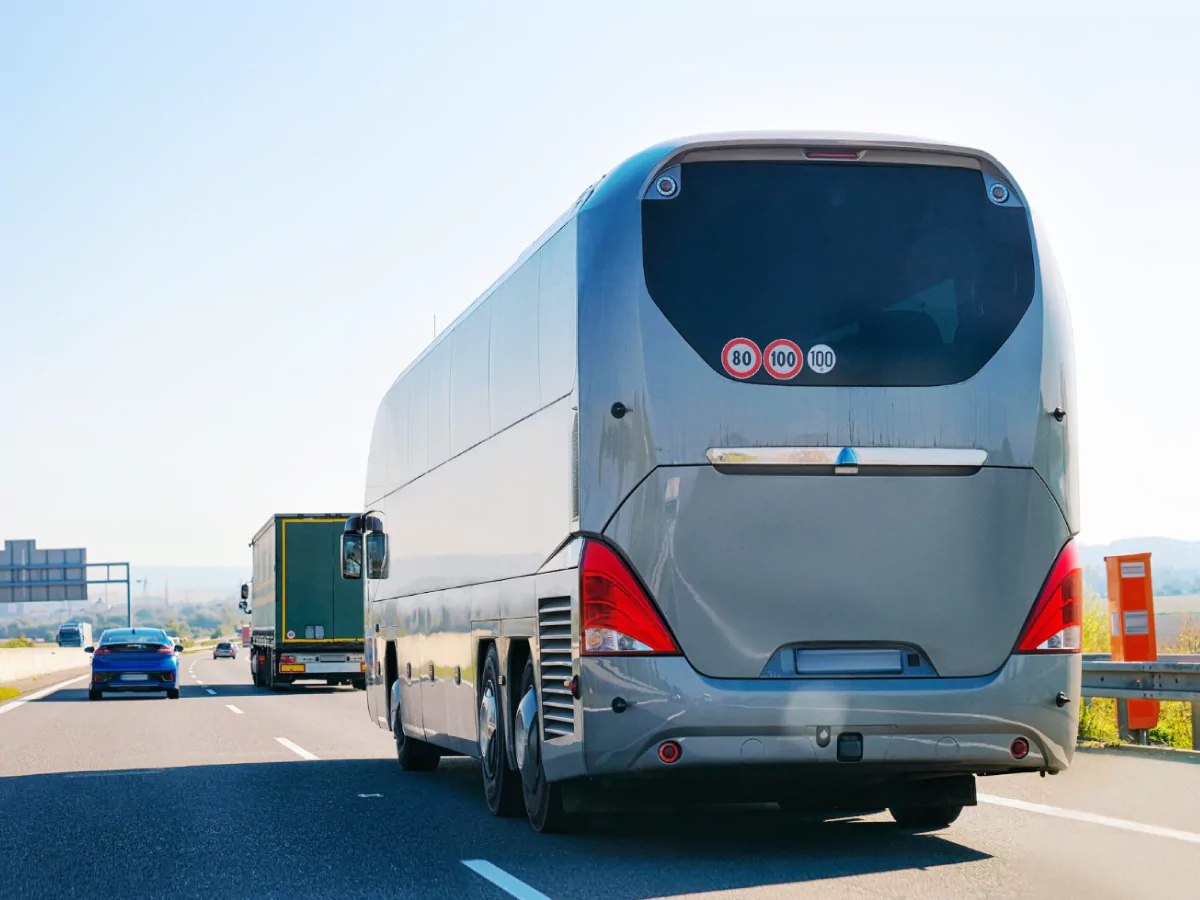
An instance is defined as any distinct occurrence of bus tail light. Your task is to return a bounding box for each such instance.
[581,542,679,655]
[1016,540,1082,653]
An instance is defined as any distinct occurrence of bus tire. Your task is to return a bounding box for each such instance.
[394,691,439,772]
[888,803,962,830]
[517,657,575,833]
[479,645,523,817]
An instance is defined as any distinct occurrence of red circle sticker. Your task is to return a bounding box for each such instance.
[763,339,804,380]
[721,338,761,379]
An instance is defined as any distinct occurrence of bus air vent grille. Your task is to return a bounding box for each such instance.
[538,595,575,737]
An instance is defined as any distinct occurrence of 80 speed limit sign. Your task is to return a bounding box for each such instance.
[721,338,761,379]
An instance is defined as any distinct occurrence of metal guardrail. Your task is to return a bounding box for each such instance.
[1081,655,1200,750]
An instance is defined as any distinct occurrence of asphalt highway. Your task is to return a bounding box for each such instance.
[1,653,1197,899]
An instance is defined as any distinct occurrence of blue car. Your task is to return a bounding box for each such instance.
[86,628,182,700]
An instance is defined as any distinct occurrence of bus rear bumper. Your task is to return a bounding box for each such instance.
[568,653,1080,781]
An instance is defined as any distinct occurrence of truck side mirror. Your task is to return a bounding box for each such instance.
[240,583,249,601]
[341,533,364,581]
[238,600,250,614]
[366,533,390,580]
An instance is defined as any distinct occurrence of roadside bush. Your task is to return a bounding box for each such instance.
[1,635,37,649]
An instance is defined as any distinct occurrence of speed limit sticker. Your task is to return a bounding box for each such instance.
[763,339,804,380]
[721,338,761,379]
[807,344,837,374]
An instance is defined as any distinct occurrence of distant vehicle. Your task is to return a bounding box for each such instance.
[86,628,182,700]
[246,515,366,691]
[55,622,92,648]
[347,133,1080,833]
[213,641,237,659]
[240,625,251,648]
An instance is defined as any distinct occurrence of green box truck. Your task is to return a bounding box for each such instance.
[244,514,365,690]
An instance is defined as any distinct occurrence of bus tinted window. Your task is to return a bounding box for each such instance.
[641,162,1035,386]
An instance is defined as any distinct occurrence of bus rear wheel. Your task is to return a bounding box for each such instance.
[479,645,523,817]
[516,657,574,833]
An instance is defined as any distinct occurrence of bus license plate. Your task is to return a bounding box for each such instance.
[121,673,149,681]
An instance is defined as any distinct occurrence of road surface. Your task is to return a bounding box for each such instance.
[1,653,1197,899]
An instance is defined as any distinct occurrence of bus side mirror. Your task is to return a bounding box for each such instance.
[240,583,249,601]
[342,533,364,581]
[366,533,390,580]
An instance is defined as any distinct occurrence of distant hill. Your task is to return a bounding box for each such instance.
[1081,538,1200,597]
[1080,538,1200,570]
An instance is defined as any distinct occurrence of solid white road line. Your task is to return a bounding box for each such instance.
[462,861,554,900]
[275,737,319,761]
[0,674,90,715]
[205,688,216,695]
[226,704,244,714]
[978,793,1200,845]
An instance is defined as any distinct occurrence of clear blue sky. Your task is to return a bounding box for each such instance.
[1,2,1196,566]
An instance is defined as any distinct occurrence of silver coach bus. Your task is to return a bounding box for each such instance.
[342,132,1081,833]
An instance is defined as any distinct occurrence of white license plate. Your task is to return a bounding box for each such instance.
[121,673,150,681]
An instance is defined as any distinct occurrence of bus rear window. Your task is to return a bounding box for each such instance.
[641,161,1035,387]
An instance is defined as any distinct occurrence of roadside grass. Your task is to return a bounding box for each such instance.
[1079,602,1197,749]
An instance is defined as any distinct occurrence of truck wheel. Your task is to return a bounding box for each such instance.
[889,804,963,830]
[393,692,439,772]
[517,657,575,833]
[479,645,523,817]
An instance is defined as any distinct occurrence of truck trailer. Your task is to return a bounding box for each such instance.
[245,514,365,690]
